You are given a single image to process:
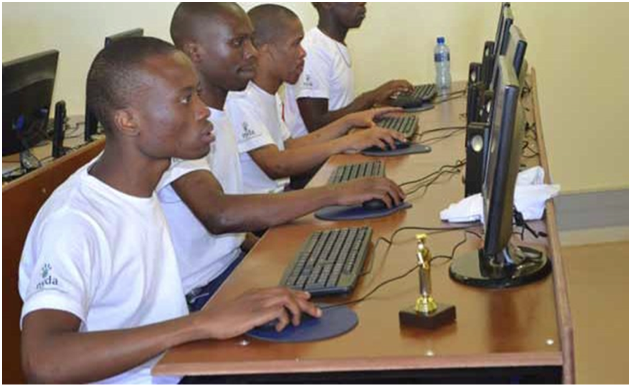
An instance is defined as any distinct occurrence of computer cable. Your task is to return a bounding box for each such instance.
[513,209,548,240]
[399,160,466,196]
[398,160,465,189]
[415,125,466,143]
[432,90,467,106]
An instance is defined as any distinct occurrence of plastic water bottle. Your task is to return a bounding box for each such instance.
[434,36,451,94]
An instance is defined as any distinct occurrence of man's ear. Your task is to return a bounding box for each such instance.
[182,41,202,63]
[112,108,140,137]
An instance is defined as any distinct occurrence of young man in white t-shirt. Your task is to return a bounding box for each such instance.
[226,4,407,195]
[285,3,414,138]
[19,37,320,384]
[165,3,406,311]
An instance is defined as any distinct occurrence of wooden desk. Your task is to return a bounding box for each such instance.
[154,75,574,383]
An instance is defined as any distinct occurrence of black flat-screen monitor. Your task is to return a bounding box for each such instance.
[489,6,514,91]
[450,57,551,289]
[505,24,528,77]
[3,50,59,156]
[85,28,144,141]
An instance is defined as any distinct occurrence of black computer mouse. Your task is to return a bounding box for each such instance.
[256,313,318,331]
[361,198,388,211]
[365,139,410,153]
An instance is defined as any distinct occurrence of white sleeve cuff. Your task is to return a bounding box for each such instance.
[21,290,87,329]
[237,136,277,154]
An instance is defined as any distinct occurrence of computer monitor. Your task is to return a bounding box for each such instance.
[505,24,528,77]
[3,50,59,157]
[450,57,551,289]
[493,3,511,57]
[84,28,144,141]
[489,7,514,91]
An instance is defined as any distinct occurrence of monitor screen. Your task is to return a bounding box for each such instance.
[2,50,59,156]
[505,24,528,77]
[482,56,523,256]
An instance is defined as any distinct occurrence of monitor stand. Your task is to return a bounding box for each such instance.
[449,242,551,289]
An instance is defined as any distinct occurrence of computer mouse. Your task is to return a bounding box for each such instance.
[361,198,388,211]
[391,139,411,150]
[365,139,410,153]
[256,312,318,331]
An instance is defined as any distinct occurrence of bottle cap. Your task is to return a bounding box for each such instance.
[437,37,445,44]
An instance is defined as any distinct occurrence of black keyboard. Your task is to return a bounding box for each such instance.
[376,115,418,139]
[328,161,384,184]
[280,227,373,296]
[391,83,437,109]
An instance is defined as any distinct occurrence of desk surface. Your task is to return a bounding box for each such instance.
[154,79,572,381]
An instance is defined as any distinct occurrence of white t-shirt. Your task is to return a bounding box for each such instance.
[226,81,291,194]
[158,107,246,294]
[19,160,187,385]
[285,27,355,138]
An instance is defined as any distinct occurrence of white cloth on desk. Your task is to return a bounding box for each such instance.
[440,166,560,223]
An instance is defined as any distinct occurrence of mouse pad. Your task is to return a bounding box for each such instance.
[361,143,431,157]
[246,304,358,343]
[315,202,412,221]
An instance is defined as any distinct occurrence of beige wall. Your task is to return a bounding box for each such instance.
[3,2,628,193]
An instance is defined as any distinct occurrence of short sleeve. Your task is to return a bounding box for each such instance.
[157,157,212,191]
[227,99,277,154]
[294,45,332,101]
[19,212,102,327]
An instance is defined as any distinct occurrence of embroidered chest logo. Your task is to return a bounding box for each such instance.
[36,263,59,290]
[303,74,314,88]
[241,122,258,140]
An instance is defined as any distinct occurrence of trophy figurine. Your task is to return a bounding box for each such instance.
[399,234,456,329]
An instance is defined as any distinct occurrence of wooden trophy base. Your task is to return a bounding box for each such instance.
[399,303,456,329]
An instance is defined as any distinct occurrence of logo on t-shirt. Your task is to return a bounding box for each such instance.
[36,263,58,290]
[303,74,314,88]
[241,122,259,141]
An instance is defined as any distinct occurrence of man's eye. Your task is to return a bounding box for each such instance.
[181,94,192,104]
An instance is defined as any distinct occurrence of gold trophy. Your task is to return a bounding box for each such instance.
[399,234,456,329]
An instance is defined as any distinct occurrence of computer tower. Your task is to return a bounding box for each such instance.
[464,122,489,197]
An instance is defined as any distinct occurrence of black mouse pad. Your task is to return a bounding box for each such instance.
[314,202,412,221]
[361,143,431,157]
[246,304,358,343]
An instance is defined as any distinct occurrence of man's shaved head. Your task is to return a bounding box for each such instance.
[86,37,180,133]
[248,4,300,47]
[170,2,247,48]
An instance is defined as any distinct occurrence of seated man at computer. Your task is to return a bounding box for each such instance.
[226,4,407,195]
[19,37,320,384]
[167,3,406,311]
[284,2,413,138]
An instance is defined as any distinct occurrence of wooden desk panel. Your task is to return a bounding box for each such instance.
[155,80,570,381]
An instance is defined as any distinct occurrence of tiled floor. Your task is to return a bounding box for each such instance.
[562,241,629,384]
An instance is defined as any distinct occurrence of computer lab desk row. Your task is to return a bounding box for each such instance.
[154,72,575,383]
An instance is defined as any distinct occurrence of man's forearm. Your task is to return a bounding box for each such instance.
[205,185,340,234]
[23,313,203,384]
[304,92,375,133]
